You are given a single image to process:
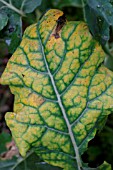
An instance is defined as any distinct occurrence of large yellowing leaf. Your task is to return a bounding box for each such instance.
[1,9,113,170]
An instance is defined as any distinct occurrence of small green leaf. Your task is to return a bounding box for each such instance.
[0,0,42,16]
[0,0,42,53]
[0,13,8,31]
[4,13,22,53]
[84,4,109,45]
[0,2,23,53]
[1,9,113,170]
[84,0,113,45]
[0,0,25,17]
[22,0,42,13]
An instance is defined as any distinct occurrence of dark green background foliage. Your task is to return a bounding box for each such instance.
[0,0,113,169]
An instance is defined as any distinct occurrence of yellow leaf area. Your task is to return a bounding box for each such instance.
[1,9,113,170]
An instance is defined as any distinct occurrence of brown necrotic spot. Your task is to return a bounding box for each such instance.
[22,74,25,77]
[53,13,66,39]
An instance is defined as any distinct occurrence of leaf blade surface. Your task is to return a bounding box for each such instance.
[1,9,113,170]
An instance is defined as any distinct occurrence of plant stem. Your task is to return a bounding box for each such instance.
[103,45,113,58]
[81,0,86,21]
[0,0,26,17]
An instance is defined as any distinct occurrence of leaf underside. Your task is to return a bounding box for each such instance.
[1,9,113,170]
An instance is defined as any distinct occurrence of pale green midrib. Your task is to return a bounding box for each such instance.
[0,0,25,17]
[37,29,82,170]
[20,0,26,10]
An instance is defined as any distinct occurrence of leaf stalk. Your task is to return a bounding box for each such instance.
[0,0,26,17]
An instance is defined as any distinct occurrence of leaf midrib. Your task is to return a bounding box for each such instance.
[0,0,26,16]
[37,25,82,169]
